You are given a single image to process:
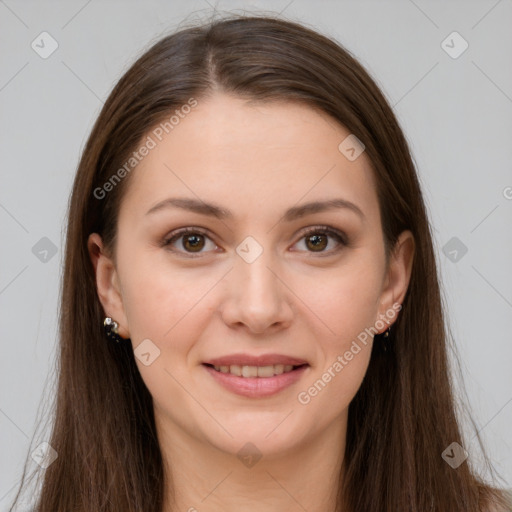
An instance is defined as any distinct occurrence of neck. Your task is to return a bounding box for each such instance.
[157,410,347,512]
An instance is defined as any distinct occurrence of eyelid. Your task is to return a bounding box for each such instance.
[161,226,217,257]
[298,225,348,246]
[162,224,348,257]
[290,225,347,257]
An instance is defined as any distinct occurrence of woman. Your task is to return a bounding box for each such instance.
[10,13,511,512]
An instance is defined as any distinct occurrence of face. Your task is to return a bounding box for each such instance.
[89,93,413,459]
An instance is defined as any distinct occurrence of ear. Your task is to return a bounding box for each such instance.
[87,233,130,339]
[376,230,415,332]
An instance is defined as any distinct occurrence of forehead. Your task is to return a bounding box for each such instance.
[119,93,380,225]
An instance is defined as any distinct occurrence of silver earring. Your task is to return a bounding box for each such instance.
[103,317,123,343]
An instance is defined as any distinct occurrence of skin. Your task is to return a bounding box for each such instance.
[88,93,414,511]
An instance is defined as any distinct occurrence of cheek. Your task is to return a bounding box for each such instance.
[299,345,372,424]
[297,270,377,416]
[117,250,227,399]
[292,253,382,408]
[118,254,210,409]
[298,257,384,344]
[118,247,209,342]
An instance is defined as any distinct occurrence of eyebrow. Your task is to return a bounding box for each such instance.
[145,196,365,222]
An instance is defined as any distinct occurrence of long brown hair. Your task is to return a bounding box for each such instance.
[9,12,510,512]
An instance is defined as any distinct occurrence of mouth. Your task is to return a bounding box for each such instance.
[202,362,308,378]
[201,356,310,398]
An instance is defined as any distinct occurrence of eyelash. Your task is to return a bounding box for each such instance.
[161,225,348,258]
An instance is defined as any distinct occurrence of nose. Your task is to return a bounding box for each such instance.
[220,246,294,334]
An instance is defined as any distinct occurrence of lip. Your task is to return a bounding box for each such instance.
[203,353,308,367]
[202,363,309,398]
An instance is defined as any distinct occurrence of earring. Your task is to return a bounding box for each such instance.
[103,317,123,343]
[381,325,391,352]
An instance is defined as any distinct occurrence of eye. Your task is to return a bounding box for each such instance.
[162,225,348,257]
[292,225,347,255]
[162,227,217,256]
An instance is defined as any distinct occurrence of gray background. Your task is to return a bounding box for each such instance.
[1,0,511,507]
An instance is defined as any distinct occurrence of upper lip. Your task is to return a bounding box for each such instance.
[203,353,309,367]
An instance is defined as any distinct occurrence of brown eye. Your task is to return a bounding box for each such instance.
[305,233,328,252]
[294,226,347,255]
[182,233,205,252]
[163,228,216,255]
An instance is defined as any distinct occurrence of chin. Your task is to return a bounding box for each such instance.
[201,413,310,459]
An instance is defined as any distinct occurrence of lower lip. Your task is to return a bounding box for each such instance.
[202,364,309,398]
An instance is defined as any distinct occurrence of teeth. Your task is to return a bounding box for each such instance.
[230,364,242,376]
[257,365,274,378]
[242,365,258,378]
[211,363,300,377]
[273,364,285,375]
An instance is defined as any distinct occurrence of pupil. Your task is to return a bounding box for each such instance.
[184,234,204,251]
[308,234,326,251]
